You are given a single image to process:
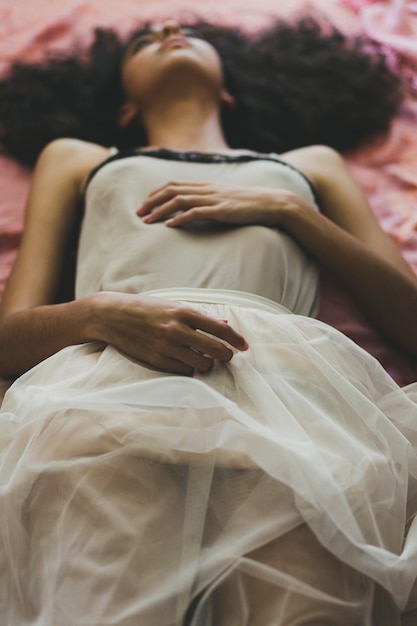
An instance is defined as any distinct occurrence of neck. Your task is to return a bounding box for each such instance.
[142,98,230,153]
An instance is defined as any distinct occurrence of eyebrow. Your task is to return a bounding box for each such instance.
[124,28,155,56]
[123,24,205,59]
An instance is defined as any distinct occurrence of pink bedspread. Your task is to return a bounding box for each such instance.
[1,0,416,385]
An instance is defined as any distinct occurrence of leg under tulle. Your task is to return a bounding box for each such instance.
[2,299,417,624]
[23,459,371,626]
[25,457,188,625]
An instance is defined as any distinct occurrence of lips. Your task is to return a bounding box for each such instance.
[161,36,189,50]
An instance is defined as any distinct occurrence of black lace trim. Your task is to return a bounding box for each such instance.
[78,148,320,219]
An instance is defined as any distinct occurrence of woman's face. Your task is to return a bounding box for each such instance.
[120,20,225,108]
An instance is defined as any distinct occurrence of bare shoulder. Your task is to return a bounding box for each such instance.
[40,137,110,162]
[0,140,112,315]
[280,145,345,189]
[37,138,111,192]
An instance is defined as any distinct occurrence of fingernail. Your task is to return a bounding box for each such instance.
[142,214,152,223]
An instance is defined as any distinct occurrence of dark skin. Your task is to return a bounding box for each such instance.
[0,20,417,380]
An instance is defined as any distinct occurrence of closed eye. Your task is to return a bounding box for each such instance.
[125,31,156,56]
[125,25,207,58]
[182,27,206,40]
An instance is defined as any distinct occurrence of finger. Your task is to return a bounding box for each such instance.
[140,353,195,376]
[138,189,176,215]
[147,181,210,199]
[165,206,218,227]
[185,330,234,362]
[184,314,249,354]
[147,346,215,375]
[137,183,212,216]
[152,317,234,363]
[174,346,215,373]
[157,313,237,362]
[142,195,215,224]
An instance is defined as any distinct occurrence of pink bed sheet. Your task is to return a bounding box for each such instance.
[0,0,416,385]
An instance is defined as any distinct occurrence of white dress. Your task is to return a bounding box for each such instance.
[1,149,417,626]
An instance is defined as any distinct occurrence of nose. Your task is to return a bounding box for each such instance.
[157,20,182,40]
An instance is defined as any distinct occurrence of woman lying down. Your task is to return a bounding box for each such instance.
[0,16,417,626]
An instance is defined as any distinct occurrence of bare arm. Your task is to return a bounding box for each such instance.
[283,145,417,355]
[138,145,417,356]
[0,139,247,379]
[0,138,108,377]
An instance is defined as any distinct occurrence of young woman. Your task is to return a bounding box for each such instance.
[1,18,417,626]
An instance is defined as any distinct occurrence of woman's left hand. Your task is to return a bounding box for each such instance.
[137,181,300,227]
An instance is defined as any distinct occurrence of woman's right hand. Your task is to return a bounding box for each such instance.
[89,292,249,375]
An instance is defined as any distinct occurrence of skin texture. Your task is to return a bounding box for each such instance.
[1,20,417,379]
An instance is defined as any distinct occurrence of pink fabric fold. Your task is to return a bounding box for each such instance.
[360,0,417,58]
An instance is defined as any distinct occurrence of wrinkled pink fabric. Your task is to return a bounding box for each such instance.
[0,0,416,384]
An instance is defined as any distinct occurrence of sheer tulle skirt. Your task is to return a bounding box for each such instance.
[1,291,417,625]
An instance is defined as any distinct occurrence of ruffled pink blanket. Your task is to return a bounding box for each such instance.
[0,0,416,384]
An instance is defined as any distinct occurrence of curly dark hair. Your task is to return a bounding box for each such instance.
[0,17,403,167]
